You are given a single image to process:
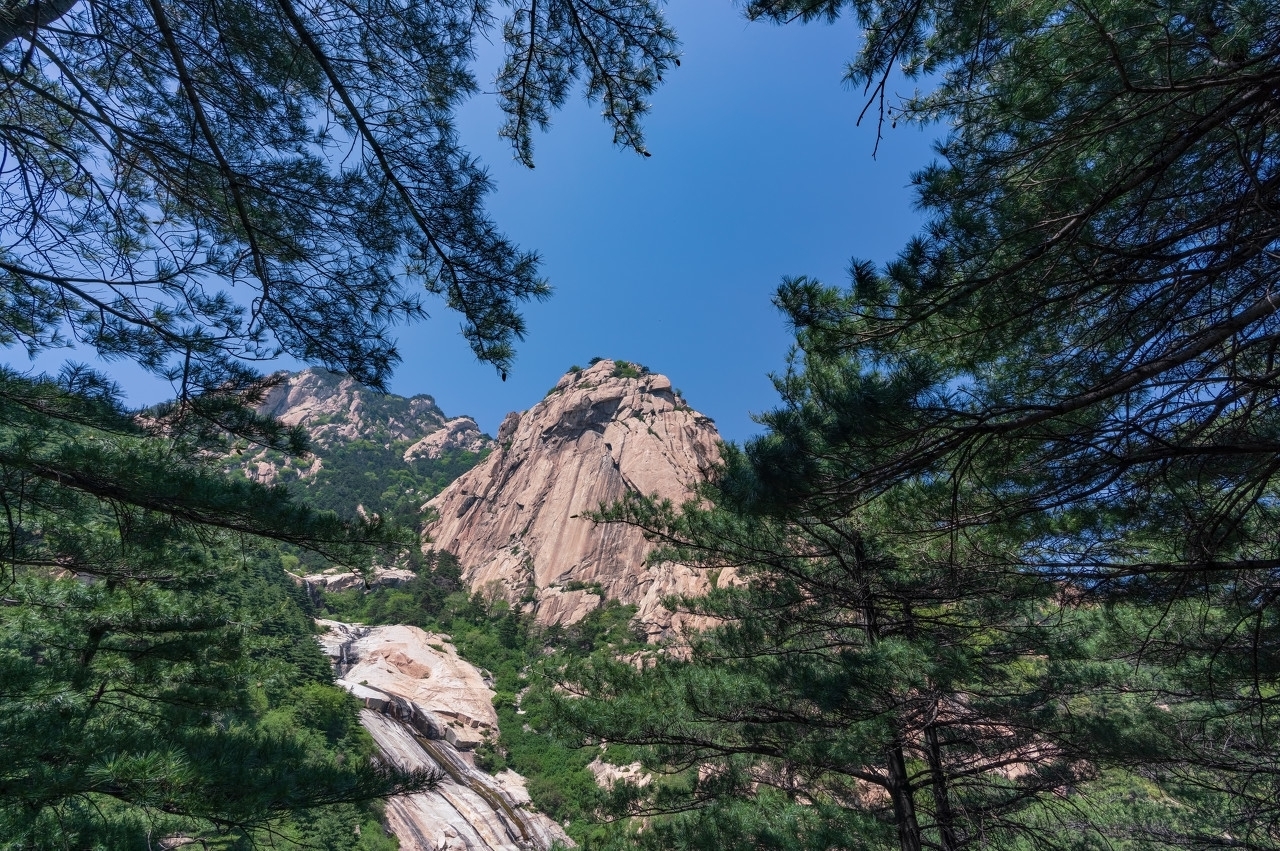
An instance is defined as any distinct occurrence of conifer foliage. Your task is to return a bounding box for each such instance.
[0,0,677,381]
[559,2,1280,849]
[0,368,434,847]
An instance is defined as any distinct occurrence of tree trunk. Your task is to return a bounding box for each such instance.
[886,738,923,851]
[925,720,960,851]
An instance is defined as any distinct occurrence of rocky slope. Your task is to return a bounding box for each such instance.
[240,368,492,486]
[318,621,570,851]
[424,359,722,635]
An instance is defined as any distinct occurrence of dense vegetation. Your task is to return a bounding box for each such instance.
[0,370,432,848]
[6,0,1280,846]
[1,0,680,841]
[297,444,489,530]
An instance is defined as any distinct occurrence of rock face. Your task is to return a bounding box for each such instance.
[404,417,491,461]
[317,621,570,851]
[239,368,495,485]
[258,368,449,450]
[299,567,417,595]
[424,360,722,634]
[587,756,651,789]
[321,621,497,750]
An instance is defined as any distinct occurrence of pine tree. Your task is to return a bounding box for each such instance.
[558,1,1280,848]
[560,429,1162,850]
[0,368,442,847]
[1,0,677,383]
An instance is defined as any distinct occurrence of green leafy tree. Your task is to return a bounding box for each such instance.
[299,442,491,528]
[758,0,1280,842]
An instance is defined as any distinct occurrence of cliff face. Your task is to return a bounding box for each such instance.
[257,368,450,450]
[424,360,722,635]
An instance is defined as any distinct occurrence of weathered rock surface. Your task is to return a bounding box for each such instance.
[258,368,448,450]
[404,416,491,461]
[238,368,495,485]
[319,620,497,749]
[317,621,570,850]
[363,713,568,851]
[424,360,722,635]
[299,567,417,594]
[587,757,651,789]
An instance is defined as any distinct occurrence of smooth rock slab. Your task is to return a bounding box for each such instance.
[319,620,497,748]
[318,623,571,850]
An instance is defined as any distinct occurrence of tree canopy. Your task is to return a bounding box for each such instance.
[557,1,1280,849]
[1,0,677,387]
[0,367,441,848]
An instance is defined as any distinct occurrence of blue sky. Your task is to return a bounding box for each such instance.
[25,2,939,446]
[389,2,939,444]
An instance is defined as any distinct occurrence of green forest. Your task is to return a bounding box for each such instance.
[3,0,1280,849]
[296,444,490,530]
[0,370,431,846]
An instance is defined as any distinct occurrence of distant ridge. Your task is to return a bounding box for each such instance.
[232,368,494,527]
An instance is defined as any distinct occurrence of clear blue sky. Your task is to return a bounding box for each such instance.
[28,3,939,446]
[387,3,939,444]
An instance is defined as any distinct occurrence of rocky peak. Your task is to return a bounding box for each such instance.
[238,369,494,497]
[424,359,722,636]
[257,368,448,450]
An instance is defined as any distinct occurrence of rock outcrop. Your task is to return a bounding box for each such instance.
[299,567,417,595]
[238,368,495,486]
[424,360,722,635]
[320,621,498,750]
[258,368,449,450]
[404,417,491,461]
[587,756,651,789]
[317,621,570,850]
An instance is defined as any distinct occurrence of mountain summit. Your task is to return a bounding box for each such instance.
[238,368,493,527]
[425,359,722,636]
[255,368,489,456]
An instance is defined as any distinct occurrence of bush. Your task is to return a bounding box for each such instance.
[611,362,641,379]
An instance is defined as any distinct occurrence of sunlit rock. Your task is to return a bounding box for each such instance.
[424,360,723,636]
